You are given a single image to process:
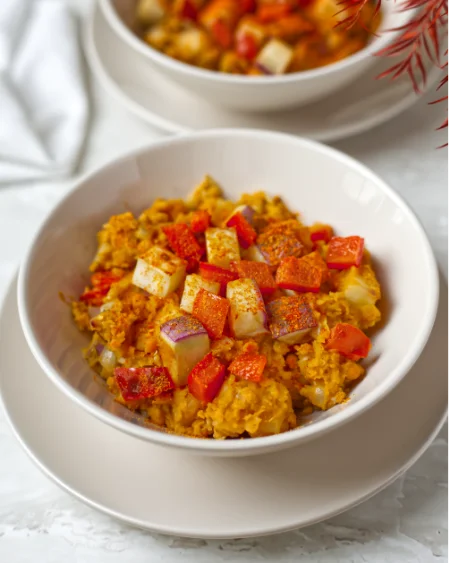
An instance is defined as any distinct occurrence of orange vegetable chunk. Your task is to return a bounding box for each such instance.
[276,256,322,293]
[326,323,371,361]
[163,223,204,272]
[191,209,211,233]
[232,260,277,295]
[326,236,364,270]
[228,352,267,382]
[192,288,230,339]
[226,212,257,248]
[199,262,238,295]
[309,223,333,244]
[188,352,226,402]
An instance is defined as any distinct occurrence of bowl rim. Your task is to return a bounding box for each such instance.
[17,129,439,454]
[98,0,415,85]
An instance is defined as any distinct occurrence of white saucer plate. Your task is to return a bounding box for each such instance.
[0,275,447,538]
[84,5,442,142]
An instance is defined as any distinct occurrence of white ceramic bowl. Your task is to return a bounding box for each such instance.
[99,0,416,112]
[18,130,438,457]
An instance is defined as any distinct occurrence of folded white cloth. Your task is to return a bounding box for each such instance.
[0,0,88,184]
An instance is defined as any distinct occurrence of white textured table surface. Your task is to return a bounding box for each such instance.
[0,5,448,561]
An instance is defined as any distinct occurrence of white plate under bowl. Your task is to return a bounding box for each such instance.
[1,276,447,538]
[85,4,441,142]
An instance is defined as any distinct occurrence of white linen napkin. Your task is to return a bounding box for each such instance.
[0,0,88,184]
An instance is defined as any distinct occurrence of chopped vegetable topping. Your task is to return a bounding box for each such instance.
[180,273,220,313]
[163,223,204,272]
[205,227,240,268]
[80,271,123,306]
[192,288,230,339]
[226,210,257,248]
[199,261,238,295]
[72,174,382,441]
[309,223,333,244]
[132,246,186,297]
[326,236,365,270]
[232,259,277,295]
[276,256,322,293]
[267,295,317,344]
[229,352,266,382]
[115,366,174,401]
[227,278,269,338]
[188,352,226,402]
[159,315,210,386]
[256,230,304,269]
[326,323,371,360]
[191,209,211,233]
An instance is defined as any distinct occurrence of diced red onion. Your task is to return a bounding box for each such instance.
[99,347,117,371]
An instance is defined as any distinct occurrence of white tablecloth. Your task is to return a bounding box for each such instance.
[0,1,447,561]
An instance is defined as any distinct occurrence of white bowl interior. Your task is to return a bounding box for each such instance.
[19,131,437,455]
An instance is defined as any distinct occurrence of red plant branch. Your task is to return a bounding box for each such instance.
[336,0,448,140]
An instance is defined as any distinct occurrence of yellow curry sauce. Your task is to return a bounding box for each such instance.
[72,176,382,439]
[136,0,381,75]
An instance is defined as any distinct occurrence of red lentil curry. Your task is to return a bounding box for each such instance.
[135,0,381,75]
[72,176,382,439]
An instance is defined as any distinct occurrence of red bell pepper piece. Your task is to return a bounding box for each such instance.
[80,270,122,306]
[309,223,333,245]
[228,352,266,382]
[188,353,226,402]
[212,19,233,48]
[179,0,198,20]
[301,251,329,284]
[326,236,364,270]
[239,0,256,13]
[191,209,211,233]
[276,256,322,293]
[199,262,238,296]
[257,3,292,22]
[236,33,258,60]
[79,287,109,307]
[232,260,277,295]
[163,223,204,272]
[326,323,371,361]
[226,212,257,249]
[192,288,230,339]
[115,366,175,402]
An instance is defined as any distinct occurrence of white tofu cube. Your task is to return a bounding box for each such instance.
[132,247,186,298]
[227,278,269,339]
[136,0,166,25]
[180,274,220,313]
[205,228,240,269]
